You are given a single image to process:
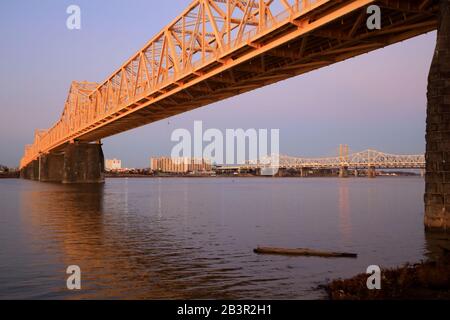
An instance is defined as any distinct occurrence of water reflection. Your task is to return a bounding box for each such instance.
[338,181,352,245]
[19,181,255,299]
[157,179,162,220]
[0,177,438,299]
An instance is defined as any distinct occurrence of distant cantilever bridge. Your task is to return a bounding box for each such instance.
[252,149,425,169]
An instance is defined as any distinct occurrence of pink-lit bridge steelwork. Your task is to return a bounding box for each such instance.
[20,0,438,169]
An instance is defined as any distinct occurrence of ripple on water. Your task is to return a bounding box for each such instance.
[0,177,430,299]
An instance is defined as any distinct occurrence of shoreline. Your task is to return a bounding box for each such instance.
[0,173,19,179]
[105,173,421,179]
[323,259,450,300]
[322,232,450,300]
[3,174,423,180]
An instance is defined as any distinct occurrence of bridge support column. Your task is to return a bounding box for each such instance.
[368,166,376,178]
[339,166,348,178]
[30,160,39,181]
[25,164,34,180]
[62,143,105,184]
[425,0,450,232]
[20,161,37,180]
[300,167,309,177]
[20,165,28,179]
[39,153,64,182]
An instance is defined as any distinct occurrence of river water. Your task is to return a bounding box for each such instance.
[0,177,438,299]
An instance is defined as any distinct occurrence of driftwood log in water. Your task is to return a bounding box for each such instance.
[254,247,357,258]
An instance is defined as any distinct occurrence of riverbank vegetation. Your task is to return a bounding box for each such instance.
[324,257,450,300]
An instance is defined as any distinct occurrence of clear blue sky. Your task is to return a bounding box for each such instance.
[0,0,436,168]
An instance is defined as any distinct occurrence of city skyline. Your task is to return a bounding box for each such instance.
[0,1,436,168]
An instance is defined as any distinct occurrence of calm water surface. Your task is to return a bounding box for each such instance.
[0,177,437,299]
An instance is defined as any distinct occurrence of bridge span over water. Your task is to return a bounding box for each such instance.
[231,148,425,177]
[266,149,426,170]
[21,0,438,169]
[19,0,450,231]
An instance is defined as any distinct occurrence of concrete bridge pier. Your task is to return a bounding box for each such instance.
[20,142,104,184]
[20,159,40,181]
[62,142,105,184]
[39,152,64,182]
[20,163,29,179]
[20,160,38,180]
[367,167,376,178]
[300,167,309,177]
[339,166,348,178]
[32,159,39,180]
[19,166,27,179]
[425,0,450,232]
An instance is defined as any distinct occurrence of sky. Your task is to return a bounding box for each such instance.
[0,0,437,168]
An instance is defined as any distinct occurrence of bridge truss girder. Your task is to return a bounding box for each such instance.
[21,0,438,168]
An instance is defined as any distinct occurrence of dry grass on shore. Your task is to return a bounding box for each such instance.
[324,259,450,300]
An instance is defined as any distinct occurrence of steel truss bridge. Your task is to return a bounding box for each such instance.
[251,149,425,169]
[21,0,438,168]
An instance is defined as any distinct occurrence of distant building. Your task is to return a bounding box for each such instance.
[105,158,122,171]
[150,157,212,173]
